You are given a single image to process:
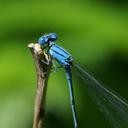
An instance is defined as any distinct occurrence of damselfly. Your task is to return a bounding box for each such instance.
[35,33,128,128]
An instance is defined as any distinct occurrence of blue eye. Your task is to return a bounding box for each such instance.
[38,37,47,45]
[44,36,49,42]
[49,33,57,41]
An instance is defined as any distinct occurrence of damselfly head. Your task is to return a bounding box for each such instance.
[38,33,57,46]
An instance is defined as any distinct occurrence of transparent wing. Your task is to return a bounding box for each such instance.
[72,62,128,128]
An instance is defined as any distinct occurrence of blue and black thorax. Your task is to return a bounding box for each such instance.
[38,33,73,67]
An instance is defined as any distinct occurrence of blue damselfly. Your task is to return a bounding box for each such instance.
[35,33,128,128]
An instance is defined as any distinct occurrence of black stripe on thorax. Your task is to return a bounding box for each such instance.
[54,45,69,56]
[50,48,67,59]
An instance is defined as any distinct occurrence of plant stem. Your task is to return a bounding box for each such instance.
[28,43,51,128]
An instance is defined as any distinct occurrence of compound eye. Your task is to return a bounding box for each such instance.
[44,36,49,42]
[49,33,57,41]
[38,37,47,45]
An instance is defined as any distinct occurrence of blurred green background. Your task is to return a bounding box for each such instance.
[0,0,128,128]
